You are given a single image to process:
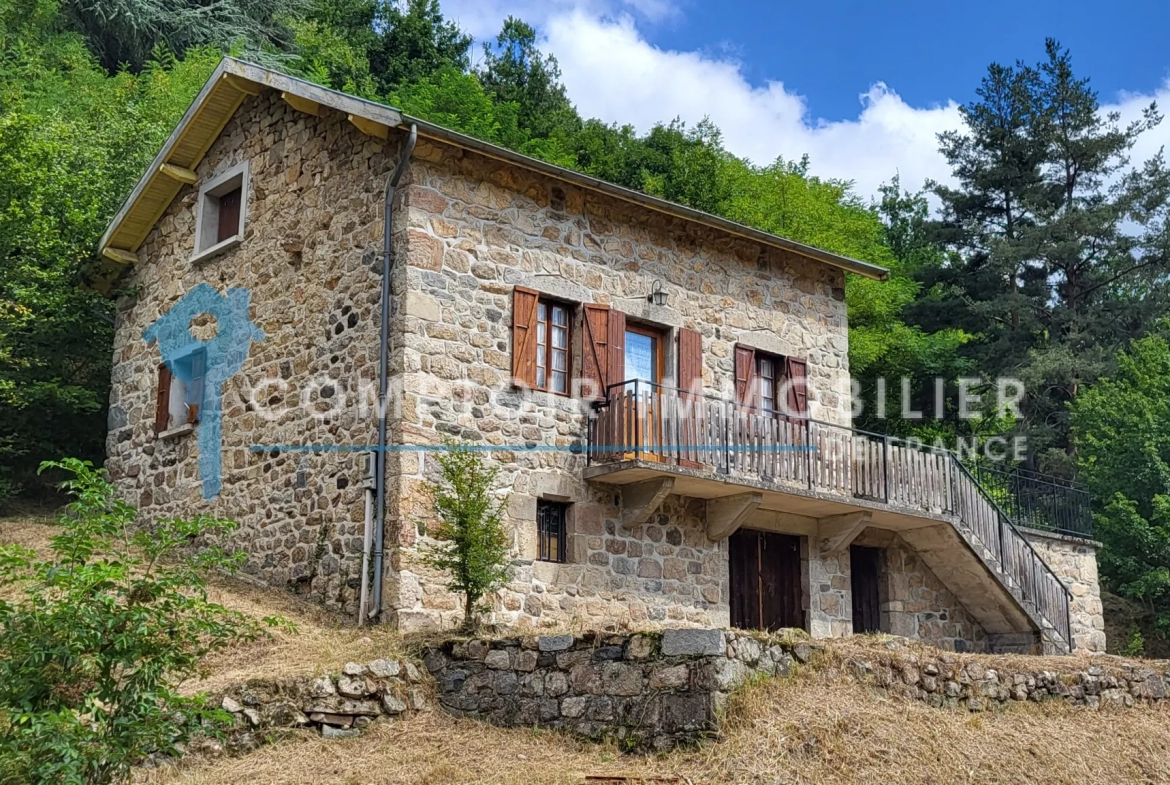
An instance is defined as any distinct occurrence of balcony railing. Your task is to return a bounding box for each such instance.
[965,460,1093,539]
[587,379,1075,652]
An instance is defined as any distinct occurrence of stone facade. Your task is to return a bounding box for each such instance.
[387,134,852,631]
[106,83,1095,657]
[107,89,406,609]
[1023,529,1106,654]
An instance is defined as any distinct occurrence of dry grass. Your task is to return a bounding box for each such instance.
[135,667,1170,785]
[7,515,1170,783]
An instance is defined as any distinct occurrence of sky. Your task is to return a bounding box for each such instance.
[439,0,1170,200]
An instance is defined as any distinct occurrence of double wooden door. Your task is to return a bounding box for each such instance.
[729,529,804,631]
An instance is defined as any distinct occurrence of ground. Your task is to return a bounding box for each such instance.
[4,514,1170,784]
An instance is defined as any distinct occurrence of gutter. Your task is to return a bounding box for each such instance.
[369,123,418,622]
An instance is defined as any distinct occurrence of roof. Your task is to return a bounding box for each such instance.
[97,58,889,283]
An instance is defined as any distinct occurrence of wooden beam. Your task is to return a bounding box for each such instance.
[282,91,323,117]
[222,73,262,96]
[158,163,198,185]
[101,246,139,266]
[348,113,389,139]
[706,492,763,541]
[619,478,674,529]
[817,511,872,556]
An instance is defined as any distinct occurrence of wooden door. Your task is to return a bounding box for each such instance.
[730,529,804,631]
[850,545,883,634]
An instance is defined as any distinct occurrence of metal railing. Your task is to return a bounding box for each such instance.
[587,379,1075,652]
[965,460,1093,538]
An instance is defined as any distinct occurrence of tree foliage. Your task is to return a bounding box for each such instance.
[1071,333,1170,633]
[0,459,276,784]
[925,40,1170,472]
[419,445,511,629]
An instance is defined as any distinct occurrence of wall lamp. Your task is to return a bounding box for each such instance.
[647,280,669,306]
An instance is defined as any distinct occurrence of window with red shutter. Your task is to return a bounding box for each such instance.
[581,304,610,399]
[155,363,172,434]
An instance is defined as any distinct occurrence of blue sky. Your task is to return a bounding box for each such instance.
[648,0,1170,122]
[443,0,1170,198]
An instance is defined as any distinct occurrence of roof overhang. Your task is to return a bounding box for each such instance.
[96,58,889,288]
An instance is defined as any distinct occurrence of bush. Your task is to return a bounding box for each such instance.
[420,443,511,630]
[0,459,278,785]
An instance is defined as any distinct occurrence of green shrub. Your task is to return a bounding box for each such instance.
[420,444,511,630]
[0,459,278,784]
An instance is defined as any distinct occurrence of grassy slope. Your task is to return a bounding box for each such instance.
[5,517,1170,784]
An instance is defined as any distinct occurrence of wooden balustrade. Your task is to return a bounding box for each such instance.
[587,380,1074,652]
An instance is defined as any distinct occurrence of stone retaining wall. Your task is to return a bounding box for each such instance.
[424,628,819,750]
[424,629,1170,751]
[187,656,429,757]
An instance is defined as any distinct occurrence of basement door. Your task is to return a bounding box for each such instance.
[850,545,884,634]
[729,529,804,631]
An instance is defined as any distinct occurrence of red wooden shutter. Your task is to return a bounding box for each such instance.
[678,328,702,395]
[581,303,611,399]
[217,187,242,243]
[734,344,756,406]
[677,328,703,468]
[785,357,809,416]
[154,363,172,434]
[607,309,626,394]
[511,287,540,386]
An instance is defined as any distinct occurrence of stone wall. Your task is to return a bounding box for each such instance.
[424,628,812,750]
[1022,529,1106,653]
[107,92,407,611]
[424,628,1170,752]
[880,533,989,652]
[177,655,428,762]
[387,136,851,631]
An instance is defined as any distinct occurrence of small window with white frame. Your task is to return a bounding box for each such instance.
[192,161,249,263]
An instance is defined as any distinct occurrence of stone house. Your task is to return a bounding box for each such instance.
[99,59,1106,656]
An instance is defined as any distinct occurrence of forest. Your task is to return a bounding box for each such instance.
[1,0,1168,646]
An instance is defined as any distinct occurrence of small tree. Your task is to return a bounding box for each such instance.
[420,444,511,630]
[0,459,277,785]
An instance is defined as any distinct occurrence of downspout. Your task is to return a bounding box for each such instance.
[370,123,417,621]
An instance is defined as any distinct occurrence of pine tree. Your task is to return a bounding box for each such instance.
[925,40,1170,471]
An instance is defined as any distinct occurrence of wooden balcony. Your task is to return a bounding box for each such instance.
[585,380,1079,652]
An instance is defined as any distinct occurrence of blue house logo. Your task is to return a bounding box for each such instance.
[144,283,264,499]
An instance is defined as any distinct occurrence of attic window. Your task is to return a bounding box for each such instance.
[192,161,249,263]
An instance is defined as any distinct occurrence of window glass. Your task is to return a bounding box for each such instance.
[537,499,567,563]
[624,331,657,383]
[534,299,569,394]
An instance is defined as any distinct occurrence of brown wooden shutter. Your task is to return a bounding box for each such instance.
[154,363,172,434]
[607,309,626,394]
[678,328,702,396]
[217,187,242,243]
[677,328,703,468]
[581,303,610,399]
[785,357,809,416]
[511,287,540,386]
[734,344,756,406]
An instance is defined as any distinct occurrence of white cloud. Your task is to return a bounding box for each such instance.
[445,2,1170,201]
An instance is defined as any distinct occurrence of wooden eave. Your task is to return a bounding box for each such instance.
[97,58,889,286]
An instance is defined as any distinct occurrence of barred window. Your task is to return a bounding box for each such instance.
[537,499,568,563]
